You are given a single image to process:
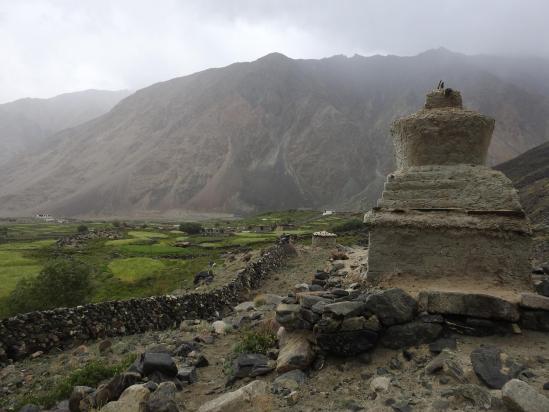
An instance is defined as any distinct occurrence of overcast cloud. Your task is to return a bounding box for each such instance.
[1,0,548,103]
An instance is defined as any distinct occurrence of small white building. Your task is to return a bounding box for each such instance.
[322,210,335,216]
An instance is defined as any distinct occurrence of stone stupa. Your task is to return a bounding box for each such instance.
[364,85,532,294]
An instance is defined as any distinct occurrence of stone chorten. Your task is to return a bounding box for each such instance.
[364,87,532,293]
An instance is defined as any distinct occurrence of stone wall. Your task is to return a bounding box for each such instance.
[311,236,337,248]
[0,240,293,364]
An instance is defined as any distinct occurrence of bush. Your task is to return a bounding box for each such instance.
[77,224,88,233]
[234,325,277,355]
[179,222,202,235]
[7,259,93,315]
[330,219,365,233]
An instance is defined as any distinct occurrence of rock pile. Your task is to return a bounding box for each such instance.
[275,271,549,362]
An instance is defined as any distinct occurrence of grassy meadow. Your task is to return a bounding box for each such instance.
[0,210,365,318]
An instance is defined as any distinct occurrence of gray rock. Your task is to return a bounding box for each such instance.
[418,291,519,322]
[370,376,390,392]
[234,301,255,312]
[381,321,442,349]
[520,293,549,311]
[177,366,197,384]
[276,333,315,373]
[142,352,178,378]
[364,288,417,326]
[316,329,378,356]
[145,381,179,412]
[502,379,549,412]
[198,380,268,412]
[470,346,524,389]
[340,316,367,331]
[323,301,366,318]
[231,353,274,381]
[100,384,151,412]
[272,370,307,395]
[92,372,142,407]
[300,295,330,309]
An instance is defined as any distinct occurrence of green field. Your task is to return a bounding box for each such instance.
[0,211,365,317]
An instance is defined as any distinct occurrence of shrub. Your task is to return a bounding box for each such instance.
[330,219,365,233]
[179,222,202,235]
[234,325,277,355]
[7,259,93,315]
[77,224,88,233]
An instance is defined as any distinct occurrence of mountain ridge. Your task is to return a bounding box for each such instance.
[0,50,548,218]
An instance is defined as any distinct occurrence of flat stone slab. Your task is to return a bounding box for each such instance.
[520,293,549,311]
[418,291,519,322]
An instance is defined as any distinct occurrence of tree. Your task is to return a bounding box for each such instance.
[7,259,93,315]
[77,224,89,233]
[179,222,202,235]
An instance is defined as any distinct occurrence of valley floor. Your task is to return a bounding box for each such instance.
[2,245,549,411]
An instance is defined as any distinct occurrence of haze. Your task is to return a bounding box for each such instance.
[1,0,548,103]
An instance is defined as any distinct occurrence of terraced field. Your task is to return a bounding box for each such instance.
[0,211,364,317]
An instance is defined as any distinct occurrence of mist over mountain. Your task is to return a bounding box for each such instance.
[0,49,548,218]
[0,89,131,166]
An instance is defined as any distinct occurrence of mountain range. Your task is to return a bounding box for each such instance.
[0,89,130,166]
[0,48,548,218]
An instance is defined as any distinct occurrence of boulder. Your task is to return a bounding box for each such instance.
[276,304,301,325]
[198,380,268,412]
[424,350,467,383]
[502,379,549,412]
[316,329,378,356]
[322,301,366,318]
[418,291,519,322]
[234,301,255,312]
[144,381,179,412]
[212,321,230,335]
[142,352,178,379]
[370,376,390,392]
[231,353,274,381]
[381,321,442,349]
[177,366,197,384]
[276,333,315,373]
[470,346,524,389]
[520,293,549,311]
[364,288,417,326]
[100,384,150,412]
[93,372,142,407]
[272,370,307,395]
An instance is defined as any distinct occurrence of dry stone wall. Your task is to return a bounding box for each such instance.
[0,240,293,364]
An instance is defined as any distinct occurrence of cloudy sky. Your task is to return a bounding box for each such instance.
[1,0,548,103]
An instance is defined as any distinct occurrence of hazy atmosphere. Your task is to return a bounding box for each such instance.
[1,2,549,411]
[2,0,549,103]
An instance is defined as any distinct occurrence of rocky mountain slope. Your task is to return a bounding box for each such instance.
[0,89,130,166]
[497,141,549,226]
[0,49,548,218]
